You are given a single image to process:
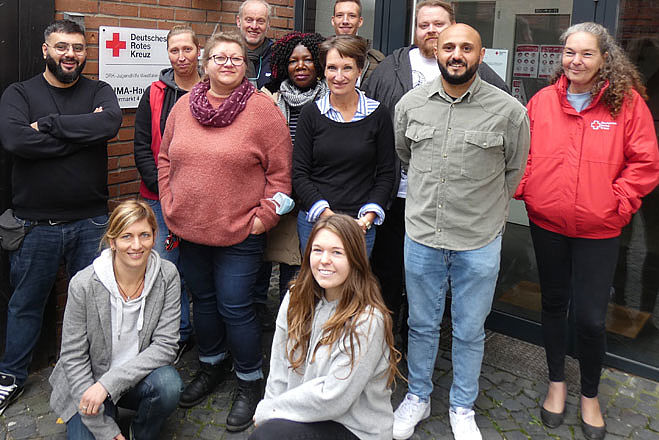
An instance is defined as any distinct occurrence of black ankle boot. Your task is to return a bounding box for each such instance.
[226,378,264,432]
[179,360,230,408]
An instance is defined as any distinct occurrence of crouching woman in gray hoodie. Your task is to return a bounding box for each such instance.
[252,214,401,440]
[49,199,183,440]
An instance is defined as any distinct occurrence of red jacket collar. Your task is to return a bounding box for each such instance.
[555,75,609,113]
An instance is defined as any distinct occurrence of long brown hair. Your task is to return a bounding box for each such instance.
[287,215,401,386]
[551,22,647,117]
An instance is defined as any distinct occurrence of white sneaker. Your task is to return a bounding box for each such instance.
[449,407,482,440]
[392,393,431,439]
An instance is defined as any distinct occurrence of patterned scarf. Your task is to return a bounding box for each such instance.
[277,79,328,121]
[189,77,255,127]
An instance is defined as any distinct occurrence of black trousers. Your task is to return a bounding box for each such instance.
[370,197,406,324]
[530,222,619,398]
[249,419,359,440]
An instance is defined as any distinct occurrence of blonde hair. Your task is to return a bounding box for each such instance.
[201,32,248,70]
[101,199,157,250]
[167,24,199,48]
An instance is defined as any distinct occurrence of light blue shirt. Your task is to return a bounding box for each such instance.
[567,90,592,112]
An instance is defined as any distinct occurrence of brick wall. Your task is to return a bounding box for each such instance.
[46,0,295,362]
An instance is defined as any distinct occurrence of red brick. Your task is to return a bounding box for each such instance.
[119,18,159,29]
[119,0,157,3]
[86,31,100,45]
[222,1,241,13]
[269,17,287,28]
[100,2,139,16]
[119,155,136,167]
[116,127,134,141]
[140,6,175,20]
[82,61,99,75]
[122,113,135,127]
[160,0,192,7]
[217,12,237,24]
[191,22,218,36]
[55,0,98,14]
[86,47,99,61]
[268,0,290,5]
[108,157,120,170]
[192,0,221,11]
[207,11,222,22]
[275,6,294,17]
[108,185,120,198]
[119,181,141,195]
[108,169,139,185]
[108,142,134,156]
[174,9,207,22]
[85,16,120,30]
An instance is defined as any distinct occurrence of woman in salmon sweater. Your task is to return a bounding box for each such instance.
[158,32,292,432]
[514,22,659,439]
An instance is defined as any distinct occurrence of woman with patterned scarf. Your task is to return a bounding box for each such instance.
[157,32,291,432]
[254,32,327,306]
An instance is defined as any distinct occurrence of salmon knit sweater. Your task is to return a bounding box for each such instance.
[158,91,292,247]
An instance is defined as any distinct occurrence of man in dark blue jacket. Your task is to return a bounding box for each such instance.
[237,0,273,88]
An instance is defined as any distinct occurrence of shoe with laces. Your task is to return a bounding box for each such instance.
[179,359,231,408]
[449,407,482,440]
[393,393,431,439]
[0,372,23,416]
[226,378,264,432]
[174,336,195,366]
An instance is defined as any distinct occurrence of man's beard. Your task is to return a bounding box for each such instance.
[438,58,479,84]
[46,53,86,84]
[416,34,437,58]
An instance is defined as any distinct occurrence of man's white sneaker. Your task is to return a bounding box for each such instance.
[449,407,482,440]
[392,393,431,439]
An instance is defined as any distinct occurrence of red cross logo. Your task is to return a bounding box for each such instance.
[106,33,126,57]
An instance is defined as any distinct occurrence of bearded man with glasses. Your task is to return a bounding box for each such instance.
[0,19,121,416]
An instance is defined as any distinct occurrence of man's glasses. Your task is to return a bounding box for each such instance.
[210,55,245,66]
[45,42,86,54]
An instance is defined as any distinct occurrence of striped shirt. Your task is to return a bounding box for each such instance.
[316,89,380,123]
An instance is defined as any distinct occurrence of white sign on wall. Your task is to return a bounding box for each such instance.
[99,26,171,109]
[483,48,509,83]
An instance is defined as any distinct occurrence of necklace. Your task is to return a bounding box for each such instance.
[116,276,145,301]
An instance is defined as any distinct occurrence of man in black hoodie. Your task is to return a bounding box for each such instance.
[0,19,121,415]
[133,25,201,369]
[363,0,510,348]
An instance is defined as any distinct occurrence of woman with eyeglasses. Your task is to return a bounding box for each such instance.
[293,35,395,257]
[158,32,292,432]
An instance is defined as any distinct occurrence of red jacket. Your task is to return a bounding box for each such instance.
[515,75,659,238]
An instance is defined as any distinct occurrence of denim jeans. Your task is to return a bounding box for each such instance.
[1,214,108,385]
[179,235,265,379]
[146,199,192,342]
[66,366,183,440]
[250,419,359,440]
[404,234,502,409]
[297,211,376,257]
[254,262,300,304]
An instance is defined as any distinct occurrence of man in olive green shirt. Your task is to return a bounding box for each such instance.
[392,24,529,440]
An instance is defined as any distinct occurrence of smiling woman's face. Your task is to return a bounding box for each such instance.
[562,31,606,93]
[288,44,317,89]
[111,219,154,272]
[324,48,360,97]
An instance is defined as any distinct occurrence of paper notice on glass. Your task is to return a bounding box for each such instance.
[513,45,539,78]
[483,48,509,83]
[538,45,563,78]
[512,79,527,104]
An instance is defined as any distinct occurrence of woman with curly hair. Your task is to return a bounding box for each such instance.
[251,214,400,440]
[514,22,659,439]
[255,32,327,305]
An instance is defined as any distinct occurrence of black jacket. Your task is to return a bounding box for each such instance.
[133,68,190,195]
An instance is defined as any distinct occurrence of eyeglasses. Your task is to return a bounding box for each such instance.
[46,42,86,54]
[210,55,245,66]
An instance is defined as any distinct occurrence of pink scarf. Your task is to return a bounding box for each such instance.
[189,77,255,127]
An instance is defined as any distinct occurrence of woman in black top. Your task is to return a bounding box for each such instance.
[292,35,395,256]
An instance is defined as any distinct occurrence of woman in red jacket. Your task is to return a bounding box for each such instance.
[515,22,659,440]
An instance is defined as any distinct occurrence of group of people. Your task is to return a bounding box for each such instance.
[0,0,658,439]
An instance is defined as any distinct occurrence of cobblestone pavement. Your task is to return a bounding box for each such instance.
[1,292,658,439]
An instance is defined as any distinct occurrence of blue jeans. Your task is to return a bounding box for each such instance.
[146,199,192,342]
[1,214,108,385]
[179,235,265,380]
[66,366,182,440]
[404,234,502,409]
[254,262,300,303]
[297,211,376,257]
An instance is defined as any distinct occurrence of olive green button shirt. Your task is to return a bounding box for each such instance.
[395,74,530,251]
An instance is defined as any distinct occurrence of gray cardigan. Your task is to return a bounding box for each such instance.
[254,293,394,440]
[49,253,180,439]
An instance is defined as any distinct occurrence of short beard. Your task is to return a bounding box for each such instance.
[46,53,86,84]
[438,59,479,85]
[415,35,437,59]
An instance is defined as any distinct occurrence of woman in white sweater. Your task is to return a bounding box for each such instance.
[252,214,400,440]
